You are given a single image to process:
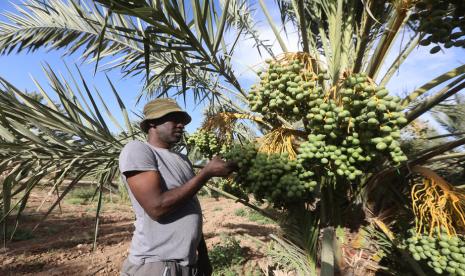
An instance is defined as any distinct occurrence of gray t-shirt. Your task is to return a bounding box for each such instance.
[119,140,202,266]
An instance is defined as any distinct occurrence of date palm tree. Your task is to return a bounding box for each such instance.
[0,0,464,274]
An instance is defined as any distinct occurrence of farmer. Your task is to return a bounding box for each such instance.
[119,98,236,276]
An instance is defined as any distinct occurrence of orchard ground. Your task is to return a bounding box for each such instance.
[0,185,278,276]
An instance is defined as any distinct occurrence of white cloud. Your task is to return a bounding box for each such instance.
[229,21,300,87]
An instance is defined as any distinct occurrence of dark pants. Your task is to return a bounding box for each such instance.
[120,258,199,276]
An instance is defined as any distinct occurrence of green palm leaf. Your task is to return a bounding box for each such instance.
[0,0,232,106]
[92,0,246,100]
[0,0,143,72]
[0,66,141,248]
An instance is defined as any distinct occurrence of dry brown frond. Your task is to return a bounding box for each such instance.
[257,127,303,159]
[393,0,416,13]
[410,166,465,236]
[201,112,263,144]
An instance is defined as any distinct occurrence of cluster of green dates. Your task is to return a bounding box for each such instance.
[298,134,364,180]
[405,229,465,275]
[186,130,228,159]
[197,59,409,204]
[341,74,407,163]
[297,73,408,182]
[223,144,316,206]
[248,58,330,123]
[413,0,465,52]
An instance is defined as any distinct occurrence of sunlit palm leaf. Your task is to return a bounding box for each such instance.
[92,0,247,101]
[0,67,141,247]
[0,0,231,106]
[0,0,143,72]
[432,102,465,134]
[401,64,465,108]
[405,75,465,124]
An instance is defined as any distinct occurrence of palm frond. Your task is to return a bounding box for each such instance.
[0,0,143,73]
[365,2,411,80]
[379,32,421,87]
[0,0,233,106]
[265,234,317,275]
[93,0,246,100]
[405,76,465,124]
[278,204,319,266]
[0,66,141,247]
[257,0,288,53]
[431,95,465,134]
[401,64,465,108]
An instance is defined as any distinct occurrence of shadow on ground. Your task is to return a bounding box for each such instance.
[1,208,133,275]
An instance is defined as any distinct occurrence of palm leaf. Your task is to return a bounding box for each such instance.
[0,0,144,72]
[93,0,246,101]
[257,0,288,53]
[405,75,465,124]
[379,33,421,87]
[366,4,410,80]
[0,66,140,248]
[401,64,465,108]
[0,0,232,106]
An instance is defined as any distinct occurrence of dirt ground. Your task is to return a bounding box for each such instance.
[0,188,278,275]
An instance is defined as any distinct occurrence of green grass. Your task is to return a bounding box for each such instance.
[213,207,223,211]
[234,208,274,225]
[210,235,264,276]
[213,268,238,276]
[210,235,245,275]
[65,187,96,205]
[212,265,262,276]
[246,211,274,225]
[66,197,88,205]
[234,208,247,217]
[85,206,97,213]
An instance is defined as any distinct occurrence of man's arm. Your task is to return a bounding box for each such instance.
[125,156,234,221]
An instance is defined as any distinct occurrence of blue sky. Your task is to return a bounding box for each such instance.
[0,1,208,133]
[0,0,464,135]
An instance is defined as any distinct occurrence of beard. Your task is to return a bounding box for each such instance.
[159,131,181,145]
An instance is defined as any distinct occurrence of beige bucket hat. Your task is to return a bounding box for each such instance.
[140,98,191,129]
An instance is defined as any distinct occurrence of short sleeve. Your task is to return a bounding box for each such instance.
[119,140,158,174]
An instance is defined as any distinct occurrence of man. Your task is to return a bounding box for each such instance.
[119,98,236,276]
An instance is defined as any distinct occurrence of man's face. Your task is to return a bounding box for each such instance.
[153,112,189,145]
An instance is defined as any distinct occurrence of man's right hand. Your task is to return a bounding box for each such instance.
[201,156,237,178]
